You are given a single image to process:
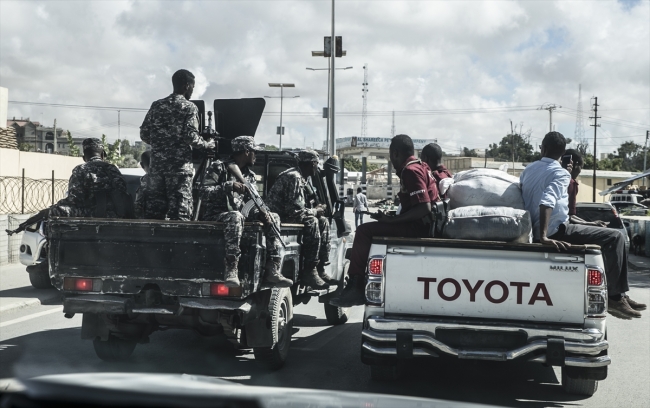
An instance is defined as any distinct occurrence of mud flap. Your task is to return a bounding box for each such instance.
[243,290,274,348]
[81,313,109,341]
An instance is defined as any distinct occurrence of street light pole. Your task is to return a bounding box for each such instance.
[267,83,297,151]
[329,0,336,157]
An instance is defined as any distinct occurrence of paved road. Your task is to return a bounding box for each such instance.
[1,210,648,407]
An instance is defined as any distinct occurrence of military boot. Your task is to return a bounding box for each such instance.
[302,262,329,290]
[329,275,365,307]
[224,257,240,288]
[317,262,339,286]
[265,258,293,288]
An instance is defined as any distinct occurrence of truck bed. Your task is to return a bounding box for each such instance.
[48,217,303,298]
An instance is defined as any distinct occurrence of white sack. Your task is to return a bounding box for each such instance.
[439,177,455,196]
[448,168,524,209]
[443,206,532,243]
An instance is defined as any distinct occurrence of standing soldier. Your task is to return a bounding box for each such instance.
[50,138,129,218]
[140,69,215,220]
[200,136,293,288]
[266,150,334,289]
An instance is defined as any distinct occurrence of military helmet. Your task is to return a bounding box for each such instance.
[297,150,320,163]
[231,136,263,153]
[82,138,103,153]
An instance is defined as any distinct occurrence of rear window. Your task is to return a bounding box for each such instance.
[575,207,623,229]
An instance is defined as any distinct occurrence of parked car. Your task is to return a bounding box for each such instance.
[575,202,630,252]
[611,201,648,216]
[18,167,146,289]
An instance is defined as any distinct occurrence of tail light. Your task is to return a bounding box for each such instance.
[365,255,385,305]
[588,269,603,286]
[368,258,384,275]
[586,266,607,316]
[63,277,101,292]
[202,283,242,297]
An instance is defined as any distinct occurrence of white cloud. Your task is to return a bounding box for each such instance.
[0,0,647,156]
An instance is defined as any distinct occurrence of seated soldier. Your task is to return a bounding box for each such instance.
[331,135,440,307]
[50,138,128,218]
[134,150,151,218]
[200,136,292,288]
[266,150,334,290]
[421,142,452,197]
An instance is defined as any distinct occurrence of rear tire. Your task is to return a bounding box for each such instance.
[253,287,293,370]
[93,335,137,362]
[324,302,349,325]
[370,364,404,381]
[562,367,598,396]
[28,267,52,289]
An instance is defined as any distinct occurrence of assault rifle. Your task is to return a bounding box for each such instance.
[193,111,219,221]
[227,163,285,248]
[5,208,50,236]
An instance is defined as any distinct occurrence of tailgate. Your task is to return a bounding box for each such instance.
[48,218,263,296]
[384,246,586,324]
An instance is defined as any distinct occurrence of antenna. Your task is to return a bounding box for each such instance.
[361,63,368,138]
[574,84,585,142]
[390,111,395,137]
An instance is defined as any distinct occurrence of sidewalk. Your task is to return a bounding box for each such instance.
[0,263,60,315]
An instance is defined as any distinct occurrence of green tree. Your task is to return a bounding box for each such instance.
[342,157,378,172]
[488,131,535,162]
[66,131,80,157]
[18,143,33,152]
[462,147,478,157]
[264,145,279,151]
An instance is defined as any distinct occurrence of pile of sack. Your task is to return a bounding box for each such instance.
[440,169,532,243]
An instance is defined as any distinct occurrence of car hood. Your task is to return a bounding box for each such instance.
[2,372,496,408]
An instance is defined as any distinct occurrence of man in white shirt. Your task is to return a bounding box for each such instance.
[520,132,645,320]
[352,187,368,227]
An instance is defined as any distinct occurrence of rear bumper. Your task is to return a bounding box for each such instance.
[63,295,251,315]
[362,316,610,368]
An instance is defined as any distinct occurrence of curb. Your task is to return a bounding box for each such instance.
[0,292,61,315]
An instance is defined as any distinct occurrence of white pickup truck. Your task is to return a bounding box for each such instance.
[360,237,610,396]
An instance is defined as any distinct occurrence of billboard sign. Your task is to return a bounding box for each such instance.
[337,137,436,150]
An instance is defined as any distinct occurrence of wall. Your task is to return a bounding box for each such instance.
[0,87,7,128]
[0,148,83,179]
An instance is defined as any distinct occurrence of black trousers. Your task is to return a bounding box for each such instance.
[550,223,629,296]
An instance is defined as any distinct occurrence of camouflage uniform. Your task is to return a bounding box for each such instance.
[50,139,127,218]
[140,94,211,220]
[266,155,330,266]
[201,159,282,262]
[134,174,150,218]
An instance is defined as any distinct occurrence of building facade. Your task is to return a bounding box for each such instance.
[7,118,84,155]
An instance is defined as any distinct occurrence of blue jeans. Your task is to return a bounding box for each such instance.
[355,211,364,227]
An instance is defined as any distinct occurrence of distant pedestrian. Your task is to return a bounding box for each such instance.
[140,69,215,220]
[352,187,368,227]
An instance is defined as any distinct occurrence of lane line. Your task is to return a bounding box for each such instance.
[0,306,63,328]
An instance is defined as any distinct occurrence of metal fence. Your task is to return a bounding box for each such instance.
[0,175,68,214]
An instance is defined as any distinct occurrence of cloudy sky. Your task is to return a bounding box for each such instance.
[1,0,648,155]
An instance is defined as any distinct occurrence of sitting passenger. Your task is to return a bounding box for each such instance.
[420,142,452,198]
[200,136,292,288]
[265,150,334,289]
[331,134,440,307]
[50,138,129,218]
[134,150,151,219]
[520,132,645,319]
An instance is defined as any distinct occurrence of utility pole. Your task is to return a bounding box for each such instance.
[643,130,649,186]
[538,103,561,133]
[361,63,368,138]
[52,118,57,153]
[329,0,336,157]
[390,111,395,137]
[266,83,298,151]
[589,97,601,202]
[118,110,121,156]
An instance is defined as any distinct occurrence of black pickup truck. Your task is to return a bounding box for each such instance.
[46,98,352,370]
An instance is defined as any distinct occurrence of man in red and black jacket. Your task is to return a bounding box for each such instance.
[331,134,440,307]
[421,142,452,198]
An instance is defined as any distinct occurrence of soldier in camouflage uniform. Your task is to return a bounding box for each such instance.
[140,69,215,220]
[134,150,151,218]
[266,150,334,290]
[50,138,128,218]
[200,136,293,288]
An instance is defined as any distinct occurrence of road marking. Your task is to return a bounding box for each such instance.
[0,306,63,328]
